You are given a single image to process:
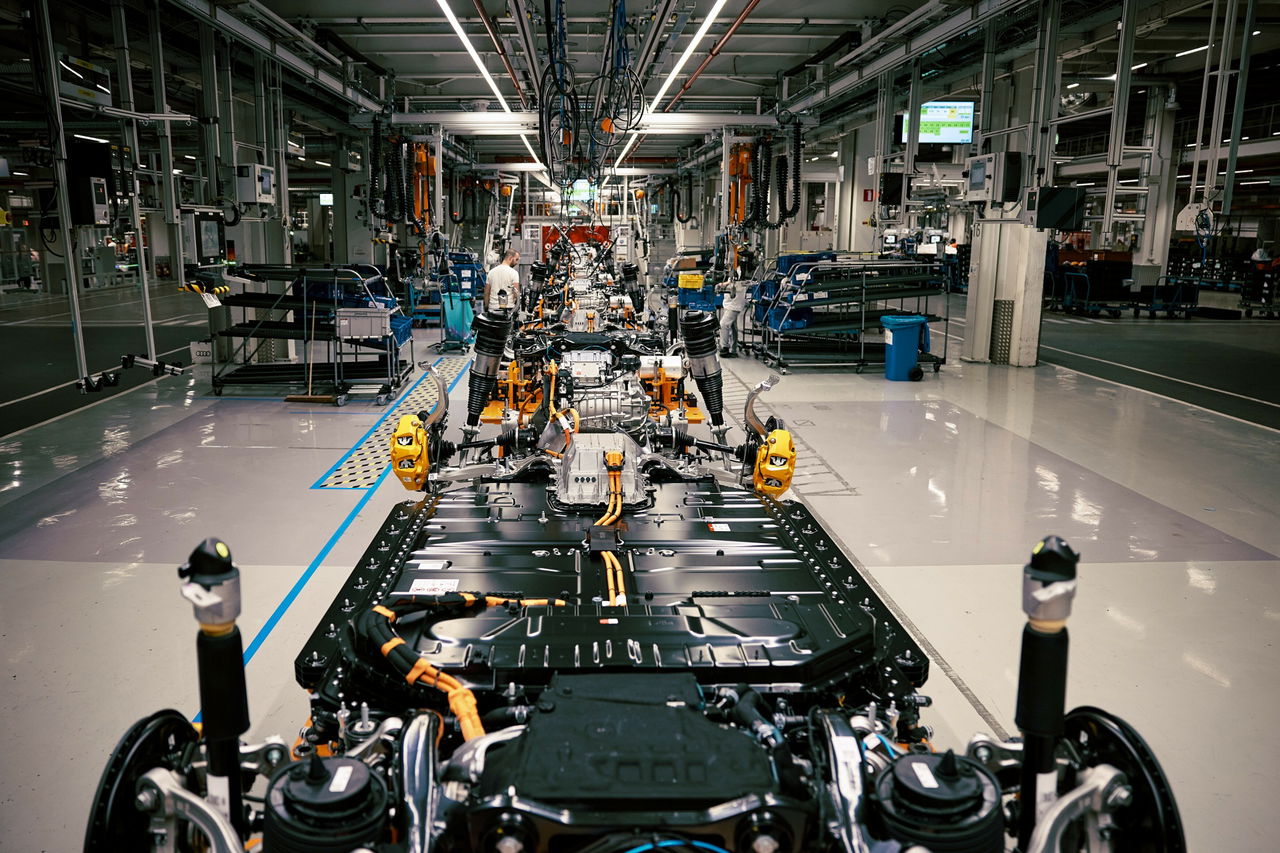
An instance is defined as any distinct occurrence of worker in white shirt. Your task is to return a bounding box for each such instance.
[484,249,521,312]
[719,274,748,357]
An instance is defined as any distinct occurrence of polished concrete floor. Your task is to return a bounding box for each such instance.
[1,319,1277,851]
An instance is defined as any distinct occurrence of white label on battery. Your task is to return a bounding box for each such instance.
[885,329,894,345]
[814,291,829,300]
[199,291,222,308]
[408,577,460,594]
[707,523,730,532]
[328,765,354,793]
[206,774,231,816]
[911,761,940,789]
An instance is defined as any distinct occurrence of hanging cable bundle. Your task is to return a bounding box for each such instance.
[783,119,803,220]
[675,172,694,224]
[741,139,762,229]
[369,117,385,221]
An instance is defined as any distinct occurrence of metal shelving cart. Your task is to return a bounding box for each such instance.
[747,258,949,374]
[211,265,413,404]
[1240,268,1276,318]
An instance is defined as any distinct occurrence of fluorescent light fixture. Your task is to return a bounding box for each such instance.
[315,160,331,167]
[1253,30,1261,36]
[184,155,196,160]
[436,0,510,112]
[296,157,306,162]
[1076,182,1096,186]
[436,0,546,176]
[1066,82,1080,89]
[1131,62,1147,71]
[95,84,110,94]
[13,171,28,176]
[1240,180,1268,185]
[58,60,83,79]
[73,133,108,144]
[172,169,183,174]
[648,0,730,114]
[829,151,838,158]
[1175,44,1209,57]
[1220,169,1252,175]
[1118,179,1139,183]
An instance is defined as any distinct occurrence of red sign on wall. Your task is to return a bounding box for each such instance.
[863,189,876,202]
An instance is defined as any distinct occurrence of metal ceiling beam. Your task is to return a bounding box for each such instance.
[165,0,381,112]
[784,0,1038,115]
[306,16,871,26]
[373,111,780,133]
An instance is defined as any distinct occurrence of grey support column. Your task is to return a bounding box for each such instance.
[112,0,157,360]
[149,0,185,293]
[34,0,90,384]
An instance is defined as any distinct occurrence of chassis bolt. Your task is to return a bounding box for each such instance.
[1106,785,1133,809]
[135,788,158,812]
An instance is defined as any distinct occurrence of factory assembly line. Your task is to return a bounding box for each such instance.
[84,260,1184,853]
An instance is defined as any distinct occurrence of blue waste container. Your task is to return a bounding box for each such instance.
[881,314,929,381]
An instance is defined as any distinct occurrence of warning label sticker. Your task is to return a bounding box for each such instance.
[408,577,460,594]
[707,523,730,532]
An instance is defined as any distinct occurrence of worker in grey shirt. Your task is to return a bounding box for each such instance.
[484,249,521,312]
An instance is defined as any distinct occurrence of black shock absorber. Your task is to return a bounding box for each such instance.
[466,312,514,427]
[679,310,725,427]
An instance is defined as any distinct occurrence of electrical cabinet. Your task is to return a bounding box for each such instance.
[964,152,1024,204]
[236,164,277,205]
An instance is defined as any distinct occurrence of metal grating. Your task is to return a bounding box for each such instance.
[313,356,471,489]
[990,299,1014,364]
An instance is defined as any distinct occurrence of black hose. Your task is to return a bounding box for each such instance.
[784,119,803,219]
[767,153,788,229]
[675,172,693,224]
[755,135,773,226]
[742,140,761,228]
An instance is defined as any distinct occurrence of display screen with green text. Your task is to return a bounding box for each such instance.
[918,101,975,144]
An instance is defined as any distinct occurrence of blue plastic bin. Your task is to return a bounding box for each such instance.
[881,315,929,381]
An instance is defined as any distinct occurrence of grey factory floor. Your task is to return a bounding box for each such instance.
[1,305,1278,852]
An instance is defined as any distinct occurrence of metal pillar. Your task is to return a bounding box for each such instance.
[1203,0,1241,203]
[976,24,996,153]
[1028,0,1062,184]
[1222,0,1257,215]
[149,0,185,292]
[719,127,731,232]
[112,0,157,361]
[1186,0,1222,206]
[34,0,90,384]
[434,127,445,236]
[198,25,220,206]
[1101,0,1139,240]
[903,61,922,226]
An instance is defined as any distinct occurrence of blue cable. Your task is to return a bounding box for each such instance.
[622,841,732,853]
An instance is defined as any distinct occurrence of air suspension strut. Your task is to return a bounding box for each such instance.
[465,311,515,430]
[1015,535,1079,848]
[679,310,726,430]
[178,538,251,839]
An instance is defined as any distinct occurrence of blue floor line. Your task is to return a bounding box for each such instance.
[194,360,470,722]
[240,360,470,666]
[309,357,444,489]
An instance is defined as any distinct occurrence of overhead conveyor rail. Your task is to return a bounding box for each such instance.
[746,258,949,374]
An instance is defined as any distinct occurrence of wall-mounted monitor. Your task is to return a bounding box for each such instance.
[319,192,334,206]
[918,101,975,144]
[883,234,898,245]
